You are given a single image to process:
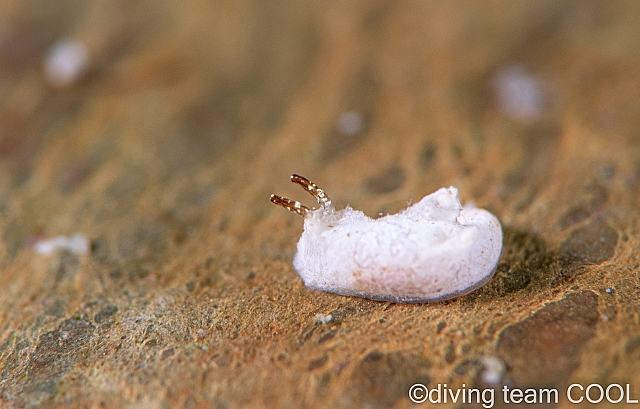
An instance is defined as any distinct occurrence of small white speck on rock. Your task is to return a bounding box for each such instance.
[492,64,544,121]
[337,111,364,135]
[34,233,89,255]
[44,39,89,88]
[481,356,505,385]
[314,314,332,324]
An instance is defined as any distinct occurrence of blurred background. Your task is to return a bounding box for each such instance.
[1,1,640,408]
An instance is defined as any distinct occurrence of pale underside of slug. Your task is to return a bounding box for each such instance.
[271,176,503,303]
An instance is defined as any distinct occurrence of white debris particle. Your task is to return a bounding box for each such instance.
[44,39,89,88]
[314,314,332,324]
[34,234,89,255]
[481,356,505,385]
[337,111,364,135]
[492,64,544,120]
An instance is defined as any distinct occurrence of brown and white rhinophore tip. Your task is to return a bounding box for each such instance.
[270,174,333,216]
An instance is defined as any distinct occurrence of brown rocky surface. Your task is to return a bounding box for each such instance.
[1,1,640,408]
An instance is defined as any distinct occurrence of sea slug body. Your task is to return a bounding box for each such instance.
[271,175,503,303]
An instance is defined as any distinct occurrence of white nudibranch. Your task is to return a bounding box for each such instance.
[270,175,503,303]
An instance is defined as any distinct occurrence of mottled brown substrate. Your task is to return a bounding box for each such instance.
[1,1,640,408]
